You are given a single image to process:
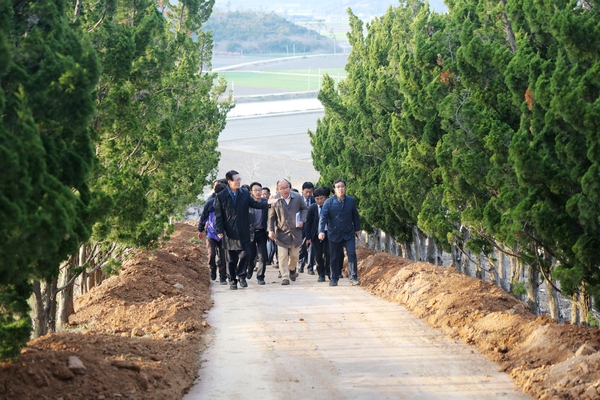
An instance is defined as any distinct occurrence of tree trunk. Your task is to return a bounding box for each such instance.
[402,242,413,260]
[489,252,501,287]
[543,274,562,322]
[57,258,77,330]
[412,226,422,261]
[451,240,463,273]
[30,280,47,338]
[425,235,436,265]
[499,249,510,292]
[30,278,58,338]
[527,266,540,315]
[571,289,580,325]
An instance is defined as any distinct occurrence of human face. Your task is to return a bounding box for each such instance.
[334,182,346,199]
[277,180,291,199]
[261,189,270,199]
[228,174,242,191]
[302,188,313,199]
[250,185,262,200]
[315,195,326,207]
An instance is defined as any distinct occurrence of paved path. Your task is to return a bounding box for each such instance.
[184,267,530,400]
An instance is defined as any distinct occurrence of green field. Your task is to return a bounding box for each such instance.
[270,68,346,76]
[220,71,345,91]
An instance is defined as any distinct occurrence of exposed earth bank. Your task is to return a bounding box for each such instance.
[1,223,599,399]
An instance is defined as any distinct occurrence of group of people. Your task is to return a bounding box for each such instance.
[197,170,361,290]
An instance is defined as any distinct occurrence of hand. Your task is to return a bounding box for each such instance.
[306,239,311,246]
[217,233,223,239]
[355,231,360,238]
[297,221,304,229]
[268,231,275,241]
[318,232,325,241]
[197,232,203,239]
[267,198,279,205]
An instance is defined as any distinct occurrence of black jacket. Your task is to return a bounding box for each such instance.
[214,187,269,250]
[304,202,321,241]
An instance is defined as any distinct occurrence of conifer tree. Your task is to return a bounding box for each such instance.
[0,0,100,356]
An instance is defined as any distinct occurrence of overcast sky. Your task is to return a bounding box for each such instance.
[213,0,448,16]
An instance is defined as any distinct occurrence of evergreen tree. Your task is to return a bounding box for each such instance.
[0,0,100,357]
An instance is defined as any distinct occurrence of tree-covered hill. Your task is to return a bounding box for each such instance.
[204,11,339,54]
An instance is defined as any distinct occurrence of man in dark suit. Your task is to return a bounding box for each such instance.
[298,182,315,274]
[305,186,330,282]
[318,179,361,287]
[247,181,269,285]
[214,170,276,290]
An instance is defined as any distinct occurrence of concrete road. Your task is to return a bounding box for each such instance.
[184,267,530,400]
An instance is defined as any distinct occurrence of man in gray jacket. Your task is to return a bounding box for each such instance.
[268,179,308,285]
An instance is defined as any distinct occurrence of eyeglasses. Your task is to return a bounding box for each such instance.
[251,189,261,192]
[233,178,242,182]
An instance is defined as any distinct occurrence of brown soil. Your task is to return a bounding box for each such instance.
[0,223,211,400]
[356,248,600,400]
[1,224,599,399]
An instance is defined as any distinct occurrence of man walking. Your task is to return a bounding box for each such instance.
[214,170,274,290]
[318,179,361,287]
[298,182,315,274]
[305,186,331,282]
[247,182,269,285]
[198,180,228,285]
[268,179,308,285]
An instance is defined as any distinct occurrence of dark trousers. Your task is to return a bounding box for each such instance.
[299,240,314,268]
[267,238,278,265]
[329,236,357,281]
[207,238,226,280]
[312,234,329,278]
[225,241,252,283]
[249,229,268,279]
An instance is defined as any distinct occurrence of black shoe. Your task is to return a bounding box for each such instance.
[281,279,290,285]
[290,270,297,281]
[299,265,304,273]
[317,276,325,282]
[247,270,253,280]
[329,280,338,287]
[307,267,315,275]
[239,277,248,288]
[258,278,265,285]
[210,269,217,281]
[230,283,238,290]
[220,279,228,285]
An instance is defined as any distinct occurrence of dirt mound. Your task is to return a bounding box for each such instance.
[358,252,600,400]
[0,223,210,400]
[3,226,600,399]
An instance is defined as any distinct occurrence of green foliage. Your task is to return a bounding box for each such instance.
[1,0,100,358]
[71,0,232,248]
[511,281,527,297]
[312,0,600,310]
[204,10,338,54]
[587,312,599,329]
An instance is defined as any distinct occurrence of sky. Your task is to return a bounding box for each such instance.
[213,0,449,17]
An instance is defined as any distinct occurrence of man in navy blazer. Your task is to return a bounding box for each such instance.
[299,181,315,274]
[305,186,331,282]
[318,179,361,286]
[214,170,276,290]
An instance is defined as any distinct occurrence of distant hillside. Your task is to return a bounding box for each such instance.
[204,11,339,55]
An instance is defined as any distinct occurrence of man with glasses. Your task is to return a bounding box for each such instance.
[247,182,269,285]
[268,179,308,285]
[214,170,276,290]
[318,179,361,286]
